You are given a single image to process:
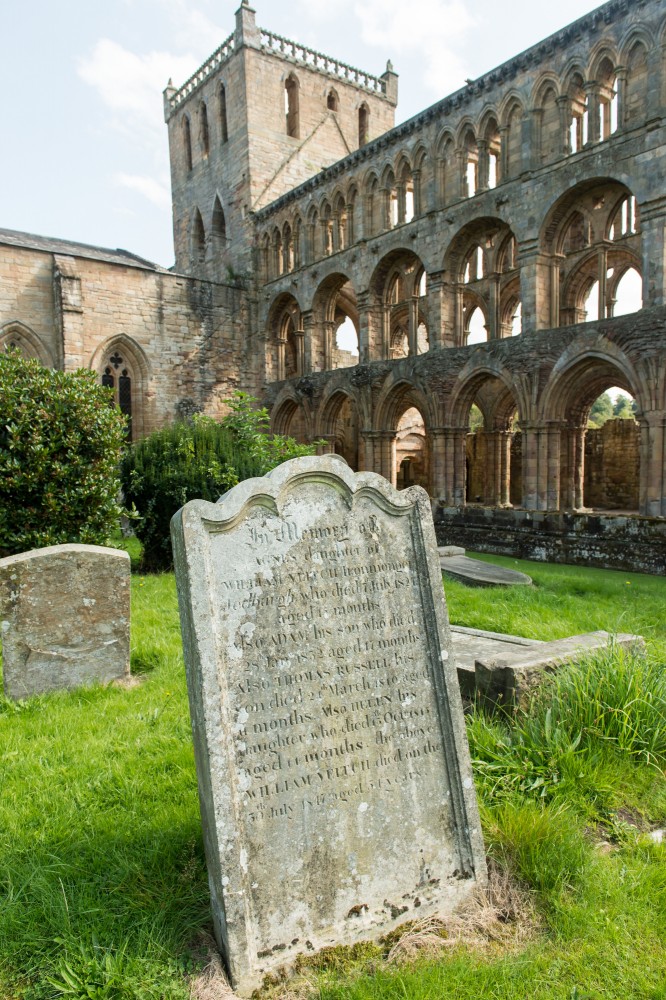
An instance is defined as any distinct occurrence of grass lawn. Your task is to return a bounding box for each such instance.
[0,555,664,999]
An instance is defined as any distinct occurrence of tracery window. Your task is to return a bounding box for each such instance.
[101,351,133,439]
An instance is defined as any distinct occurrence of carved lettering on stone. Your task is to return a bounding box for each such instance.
[171,456,486,997]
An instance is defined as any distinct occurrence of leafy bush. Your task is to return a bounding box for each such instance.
[0,349,127,557]
[120,393,320,571]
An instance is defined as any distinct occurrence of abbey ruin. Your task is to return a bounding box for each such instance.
[1,0,665,572]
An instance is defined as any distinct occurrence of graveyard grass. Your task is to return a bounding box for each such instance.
[0,556,665,999]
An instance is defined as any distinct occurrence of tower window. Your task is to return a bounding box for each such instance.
[327,89,339,112]
[285,75,300,138]
[219,84,228,144]
[359,104,369,146]
[200,101,210,157]
[183,116,193,172]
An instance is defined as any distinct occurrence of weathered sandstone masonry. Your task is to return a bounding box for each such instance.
[2,0,665,571]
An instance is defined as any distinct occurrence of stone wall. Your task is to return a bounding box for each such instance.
[433,505,666,576]
[584,419,640,510]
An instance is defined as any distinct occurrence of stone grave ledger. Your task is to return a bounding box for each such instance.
[171,456,486,996]
[0,544,131,700]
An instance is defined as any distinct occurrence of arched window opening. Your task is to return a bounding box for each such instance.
[359,104,369,146]
[282,224,294,273]
[625,42,649,127]
[335,316,359,358]
[484,118,501,189]
[612,267,642,316]
[609,196,638,239]
[285,75,300,138]
[272,228,284,277]
[461,130,479,197]
[437,137,454,206]
[540,86,560,164]
[307,209,319,262]
[183,116,193,172]
[505,103,523,178]
[464,246,484,283]
[212,198,226,242]
[511,302,522,336]
[321,204,333,256]
[597,58,618,140]
[192,210,205,263]
[567,74,588,153]
[200,102,210,158]
[327,89,339,112]
[333,195,347,252]
[585,388,639,511]
[293,217,302,269]
[219,84,229,143]
[584,280,600,322]
[396,408,428,492]
[101,351,133,440]
[417,323,429,354]
[466,305,488,345]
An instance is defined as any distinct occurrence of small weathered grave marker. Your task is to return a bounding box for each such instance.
[0,543,130,699]
[172,456,485,996]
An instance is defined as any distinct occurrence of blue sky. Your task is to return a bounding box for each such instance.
[1,0,603,266]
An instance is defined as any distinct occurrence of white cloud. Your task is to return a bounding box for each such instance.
[353,0,475,96]
[78,39,197,139]
[115,173,172,209]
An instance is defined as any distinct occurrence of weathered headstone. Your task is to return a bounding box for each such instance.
[0,544,131,699]
[172,456,486,996]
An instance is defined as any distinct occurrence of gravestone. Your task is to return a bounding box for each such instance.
[0,544,131,699]
[172,456,486,996]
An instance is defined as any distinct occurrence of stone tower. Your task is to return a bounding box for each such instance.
[164,1,398,281]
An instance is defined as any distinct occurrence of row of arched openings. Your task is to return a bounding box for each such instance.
[260,41,653,275]
[266,181,643,360]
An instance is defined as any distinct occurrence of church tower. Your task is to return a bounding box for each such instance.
[164,1,398,281]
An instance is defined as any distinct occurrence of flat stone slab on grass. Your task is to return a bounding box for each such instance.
[474,631,645,708]
[172,455,486,997]
[450,625,543,698]
[0,544,130,700]
[441,554,533,588]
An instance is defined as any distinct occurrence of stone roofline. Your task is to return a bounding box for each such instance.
[163,2,394,121]
[253,0,648,223]
[0,228,168,273]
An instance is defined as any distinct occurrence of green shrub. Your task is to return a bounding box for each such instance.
[0,349,127,557]
[120,393,320,571]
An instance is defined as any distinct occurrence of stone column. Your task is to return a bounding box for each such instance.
[294,328,305,376]
[301,310,317,373]
[498,430,512,507]
[323,320,335,370]
[639,208,666,308]
[546,422,562,510]
[412,170,423,216]
[396,183,407,225]
[477,140,489,192]
[425,270,445,350]
[453,283,464,346]
[639,413,666,516]
[584,82,600,145]
[408,296,419,356]
[518,242,552,332]
[488,274,500,340]
[521,423,539,510]
[498,126,510,180]
[572,424,586,510]
[429,428,448,499]
[557,96,571,155]
[450,427,468,506]
[615,67,627,130]
[598,245,609,319]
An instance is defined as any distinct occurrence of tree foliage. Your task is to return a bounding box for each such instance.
[0,349,127,557]
[120,392,321,571]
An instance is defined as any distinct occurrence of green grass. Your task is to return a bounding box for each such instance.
[0,556,664,998]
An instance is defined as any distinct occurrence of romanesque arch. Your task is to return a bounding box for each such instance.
[449,359,524,507]
[541,178,642,326]
[271,388,311,442]
[370,249,428,360]
[267,293,303,381]
[373,377,434,491]
[540,339,641,511]
[312,273,359,370]
[444,218,520,345]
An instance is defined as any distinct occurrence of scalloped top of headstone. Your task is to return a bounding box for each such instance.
[171,456,486,996]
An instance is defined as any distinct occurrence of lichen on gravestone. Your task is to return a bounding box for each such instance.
[171,455,486,997]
